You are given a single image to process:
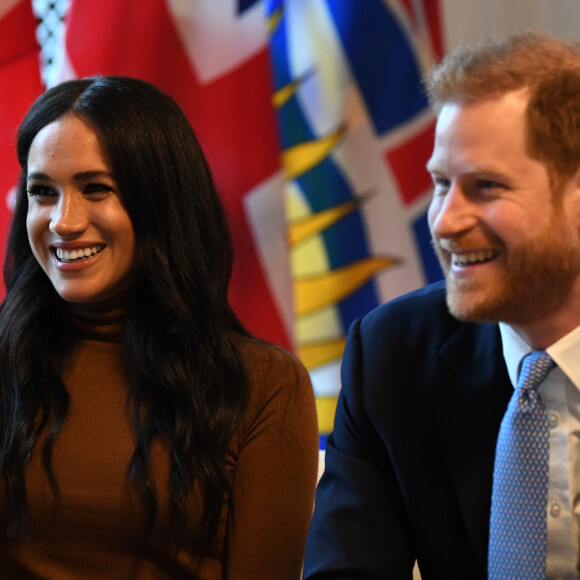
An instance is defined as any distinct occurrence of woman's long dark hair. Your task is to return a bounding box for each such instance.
[0,76,250,556]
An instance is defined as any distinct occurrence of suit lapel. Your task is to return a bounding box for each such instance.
[431,322,513,567]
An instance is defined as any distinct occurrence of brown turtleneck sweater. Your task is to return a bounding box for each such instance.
[0,301,319,579]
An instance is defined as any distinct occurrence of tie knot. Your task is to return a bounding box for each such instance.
[517,351,555,393]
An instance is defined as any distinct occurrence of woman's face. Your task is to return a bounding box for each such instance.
[26,114,139,304]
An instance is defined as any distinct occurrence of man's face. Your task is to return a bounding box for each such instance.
[427,90,580,326]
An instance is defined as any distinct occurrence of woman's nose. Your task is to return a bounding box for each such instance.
[49,194,89,237]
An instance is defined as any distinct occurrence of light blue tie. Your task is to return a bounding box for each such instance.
[488,350,555,579]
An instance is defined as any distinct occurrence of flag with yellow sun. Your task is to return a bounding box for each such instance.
[266,0,445,447]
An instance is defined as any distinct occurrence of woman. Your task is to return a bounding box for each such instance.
[0,76,319,578]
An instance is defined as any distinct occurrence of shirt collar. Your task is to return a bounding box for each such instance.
[499,322,531,389]
[499,321,580,389]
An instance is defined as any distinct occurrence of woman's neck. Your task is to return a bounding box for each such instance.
[66,289,134,343]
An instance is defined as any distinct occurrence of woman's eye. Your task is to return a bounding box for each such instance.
[84,183,113,195]
[26,184,56,197]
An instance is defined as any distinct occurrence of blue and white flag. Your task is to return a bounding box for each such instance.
[266,0,444,445]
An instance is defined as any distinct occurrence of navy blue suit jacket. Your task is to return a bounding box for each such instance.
[303,281,513,579]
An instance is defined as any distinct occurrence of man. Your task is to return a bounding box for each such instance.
[303,31,580,579]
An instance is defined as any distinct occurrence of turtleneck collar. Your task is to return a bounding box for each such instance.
[66,288,133,343]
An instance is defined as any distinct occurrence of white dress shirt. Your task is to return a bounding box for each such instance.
[500,322,580,579]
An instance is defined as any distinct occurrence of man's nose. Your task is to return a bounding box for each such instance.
[429,185,478,239]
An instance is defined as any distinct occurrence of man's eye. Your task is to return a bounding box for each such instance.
[478,180,503,190]
[431,176,450,190]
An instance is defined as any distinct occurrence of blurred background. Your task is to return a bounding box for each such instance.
[2,0,580,449]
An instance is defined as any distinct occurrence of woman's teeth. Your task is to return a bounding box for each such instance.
[56,245,103,263]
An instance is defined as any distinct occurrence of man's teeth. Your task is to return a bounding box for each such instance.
[56,245,103,262]
[452,250,497,266]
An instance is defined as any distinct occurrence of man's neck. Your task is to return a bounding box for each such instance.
[512,310,580,350]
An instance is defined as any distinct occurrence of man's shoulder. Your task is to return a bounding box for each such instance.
[356,280,500,355]
[373,279,447,311]
[361,280,453,333]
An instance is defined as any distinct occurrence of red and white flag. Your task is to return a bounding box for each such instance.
[0,0,43,292]
[54,0,293,350]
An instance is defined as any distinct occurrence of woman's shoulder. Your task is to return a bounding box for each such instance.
[234,336,313,401]
[232,335,318,448]
[235,336,305,373]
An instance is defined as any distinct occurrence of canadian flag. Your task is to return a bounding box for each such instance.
[0,0,43,293]
[54,0,294,350]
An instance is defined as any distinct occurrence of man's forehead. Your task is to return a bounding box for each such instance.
[431,91,530,150]
[426,92,538,177]
[434,88,531,121]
